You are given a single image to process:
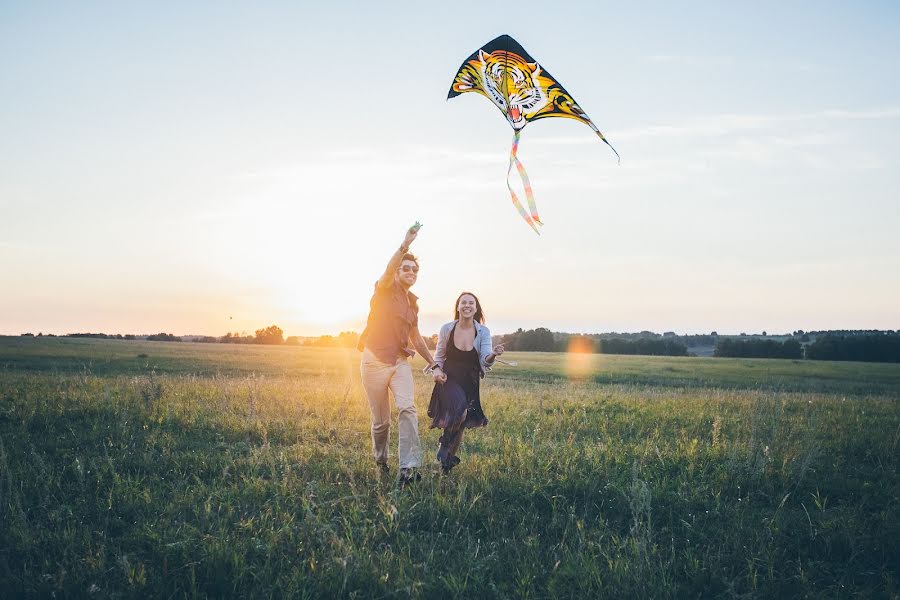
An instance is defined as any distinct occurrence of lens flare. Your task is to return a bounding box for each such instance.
[564,336,596,380]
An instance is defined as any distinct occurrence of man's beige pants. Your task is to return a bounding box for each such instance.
[360,348,422,469]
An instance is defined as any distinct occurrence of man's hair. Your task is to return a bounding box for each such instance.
[400,253,419,268]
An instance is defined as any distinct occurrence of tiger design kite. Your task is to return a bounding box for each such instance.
[448,34,619,234]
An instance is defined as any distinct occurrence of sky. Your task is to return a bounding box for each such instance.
[2,1,899,337]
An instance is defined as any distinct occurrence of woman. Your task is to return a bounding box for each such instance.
[427,292,504,473]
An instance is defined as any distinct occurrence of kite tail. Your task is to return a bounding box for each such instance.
[589,123,621,165]
[507,130,542,234]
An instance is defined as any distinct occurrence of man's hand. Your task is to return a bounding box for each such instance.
[379,223,422,288]
[402,223,420,249]
[432,368,447,384]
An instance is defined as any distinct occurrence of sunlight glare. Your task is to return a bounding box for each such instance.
[564,336,596,380]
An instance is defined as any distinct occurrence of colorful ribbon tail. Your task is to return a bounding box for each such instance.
[507,130,542,233]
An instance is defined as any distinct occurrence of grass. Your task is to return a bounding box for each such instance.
[0,337,897,597]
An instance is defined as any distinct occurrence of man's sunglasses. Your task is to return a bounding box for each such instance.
[400,265,419,274]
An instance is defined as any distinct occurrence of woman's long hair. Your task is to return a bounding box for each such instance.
[454,291,485,324]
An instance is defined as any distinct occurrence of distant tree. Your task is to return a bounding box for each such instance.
[308,331,360,348]
[495,328,523,351]
[221,332,254,344]
[762,331,767,336]
[67,333,114,339]
[674,334,716,348]
[254,325,284,345]
[517,328,556,351]
[711,331,718,336]
[599,337,688,357]
[495,328,549,351]
[336,331,359,348]
[714,338,802,359]
[147,333,182,342]
[20,333,34,337]
[285,336,301,346]
[806,333,900,363]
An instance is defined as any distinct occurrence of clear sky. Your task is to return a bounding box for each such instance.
[2,1,899,337]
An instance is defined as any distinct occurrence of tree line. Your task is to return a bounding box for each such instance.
[16,327,900,363]
[805,333,900,363]
[714,338,803,359]
[714,333,900,362]
[494,328,690,356]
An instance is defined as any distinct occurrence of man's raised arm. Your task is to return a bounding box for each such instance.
[376,224,421,289]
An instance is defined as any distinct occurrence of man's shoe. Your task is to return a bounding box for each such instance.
[398,468,421,487]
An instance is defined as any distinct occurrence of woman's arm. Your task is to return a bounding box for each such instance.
[479,327,495,369]
[479,326,504,370]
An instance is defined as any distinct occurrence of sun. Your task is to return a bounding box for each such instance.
[266,265,371,333]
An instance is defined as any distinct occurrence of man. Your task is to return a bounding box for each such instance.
[358,223,438,484]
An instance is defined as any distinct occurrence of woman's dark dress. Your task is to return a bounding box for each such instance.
[428,323,488,431]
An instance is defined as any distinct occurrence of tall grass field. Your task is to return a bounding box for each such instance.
[1,337,897,597]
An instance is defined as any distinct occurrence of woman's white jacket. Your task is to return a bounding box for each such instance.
[433,320,494,376]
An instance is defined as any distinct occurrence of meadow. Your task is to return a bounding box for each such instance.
[0,337,897,598]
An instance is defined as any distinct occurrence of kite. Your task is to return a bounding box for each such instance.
[448,34,619,234]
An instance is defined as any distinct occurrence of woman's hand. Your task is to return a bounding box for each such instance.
[432,366,447,384]
[485,343,504,365]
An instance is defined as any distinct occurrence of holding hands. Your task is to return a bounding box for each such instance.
[431,366,447,384]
